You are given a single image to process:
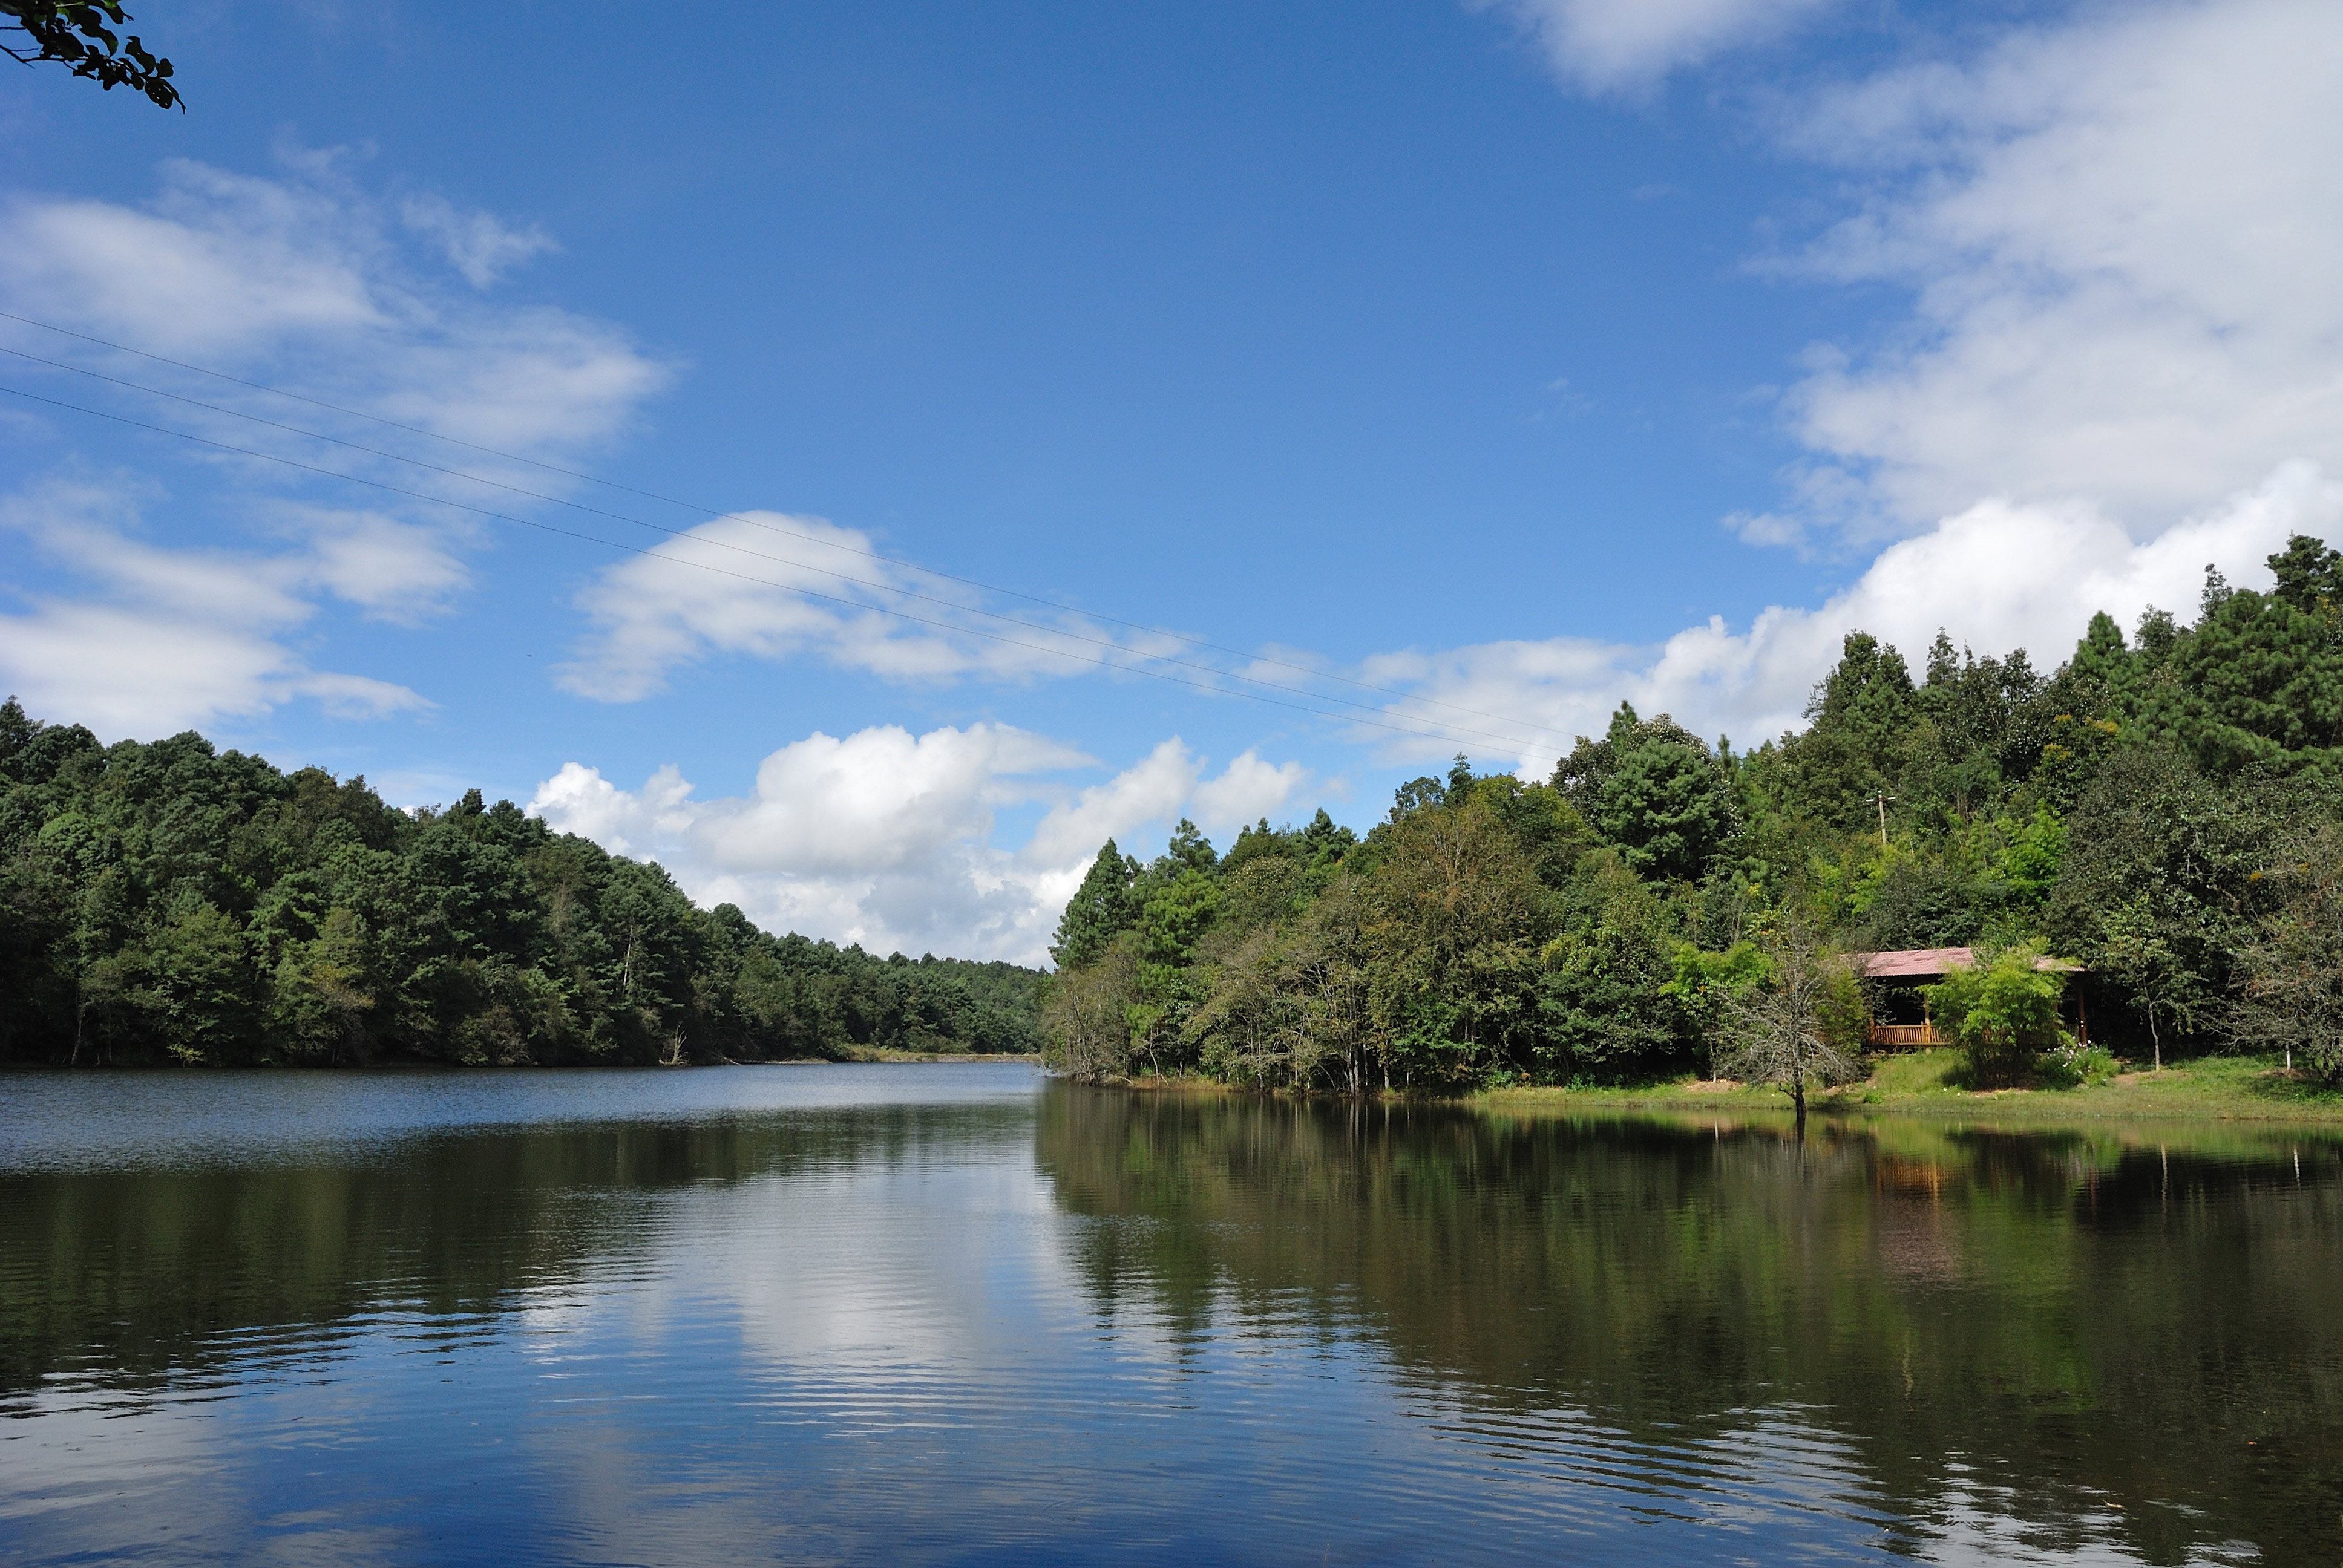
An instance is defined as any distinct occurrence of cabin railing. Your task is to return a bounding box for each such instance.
[1866,1017,2090,1050]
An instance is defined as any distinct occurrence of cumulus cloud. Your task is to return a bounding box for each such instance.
[1419,0,2343,783]
[1490,0,1841,93]
[556,511,1187,701]
[530,727,1311,964]
[1017,738,1305,869]
[0,478,431,738]
[1372,462,2343,775]
[1765,0,2343,538]
[1193,749,1315,833]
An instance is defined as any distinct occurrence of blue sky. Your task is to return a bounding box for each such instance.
[3,0,2338,961]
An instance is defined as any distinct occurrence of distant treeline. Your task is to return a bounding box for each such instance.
[1043,535,2343,1089]
[0,702,1043,1067]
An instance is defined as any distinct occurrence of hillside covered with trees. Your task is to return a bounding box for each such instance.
[1043,536,2343,1091]
[0,702,1043,1067]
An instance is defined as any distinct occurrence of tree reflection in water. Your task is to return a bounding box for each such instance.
[0,1101,1034,1398]
[3,1072,2336,1564]
[1037,1085,2343,1565]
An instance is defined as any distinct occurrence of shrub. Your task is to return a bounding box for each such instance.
[2036,1042,2118,1089]
[1924,941,2074,1087]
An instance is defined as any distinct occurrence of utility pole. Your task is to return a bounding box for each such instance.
[1869,790,1895,853]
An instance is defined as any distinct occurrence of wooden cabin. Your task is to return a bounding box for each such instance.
[1861,947,2089,1049]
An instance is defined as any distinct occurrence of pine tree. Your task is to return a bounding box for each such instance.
[1049,840,1140,970]
[2267,532,2343,616]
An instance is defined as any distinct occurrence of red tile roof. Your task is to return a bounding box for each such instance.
[1863,948,2082,979]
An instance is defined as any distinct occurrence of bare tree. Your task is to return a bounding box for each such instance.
[1711,931,1863,1129]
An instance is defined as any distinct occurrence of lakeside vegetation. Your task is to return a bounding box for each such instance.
[1042,535,2343,1102]
[0,700,1043,1067]
[1485,1047,2343,1122]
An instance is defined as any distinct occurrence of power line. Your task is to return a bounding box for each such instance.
[0,381,1564,757]
[0,308,1582,748]
[0,340,1569,753]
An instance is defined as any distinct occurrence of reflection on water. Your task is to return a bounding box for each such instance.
[1,1066,2336,1565]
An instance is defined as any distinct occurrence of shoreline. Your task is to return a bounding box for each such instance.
[1082,1050,2343,1125]
[822,1050,1043,1065]
[1,1052,1048,1072]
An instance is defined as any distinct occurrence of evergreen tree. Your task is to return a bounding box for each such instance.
[0,699,1044,1066]
[2138,582,2343,773]
[2267,532,2343,614]
[1555,705,1737,879]
[1045,587,2343,1089]
[1049,839,1141,970]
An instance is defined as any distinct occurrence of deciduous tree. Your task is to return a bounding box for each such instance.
[1709,928,1861,1125]
[2,1,179,108]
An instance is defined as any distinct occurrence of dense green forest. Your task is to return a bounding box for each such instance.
[0,702,1044,1067]
[1042,535,2343,1091]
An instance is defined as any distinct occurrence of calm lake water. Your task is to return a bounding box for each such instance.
[2,1064,2337,1566]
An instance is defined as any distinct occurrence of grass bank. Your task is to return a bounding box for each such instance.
[1480,1049,2343,1123]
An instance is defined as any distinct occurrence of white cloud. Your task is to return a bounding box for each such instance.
[1020,739,1205,870]
[0,155,674,733]
[1415,0,2343,780]
[0,478,432,738]
[1372,462,2343,775]
[362,308,669,459]
[556,511,1184,701]
[530,727,1311,965]
[399,193,558,288]
[3,169,382,358]
[1768,0,2343,537]
[1491,0,1841,93]
[277,505,471,624]
[0,156,669,469]
[692,725,1090,880]
[1193,750,1316,832]
[529,760,704,863]
[1018,737,1305,869]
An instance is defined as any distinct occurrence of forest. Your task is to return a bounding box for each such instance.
[0,702,1044,1067]
[1042,535,2343,1092]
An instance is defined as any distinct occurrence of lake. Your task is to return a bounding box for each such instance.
[1,1063,2335,1565]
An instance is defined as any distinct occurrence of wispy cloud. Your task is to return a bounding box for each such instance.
[1487,0,1842,94]
[0,156,672,465]
[0,477,433,737]
[0,154,676,733]
[0,154,670,449]
[555,511,1194,702]
[399,193,559,288]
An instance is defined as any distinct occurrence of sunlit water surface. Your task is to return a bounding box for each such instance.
[2,1063,2337,1564]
